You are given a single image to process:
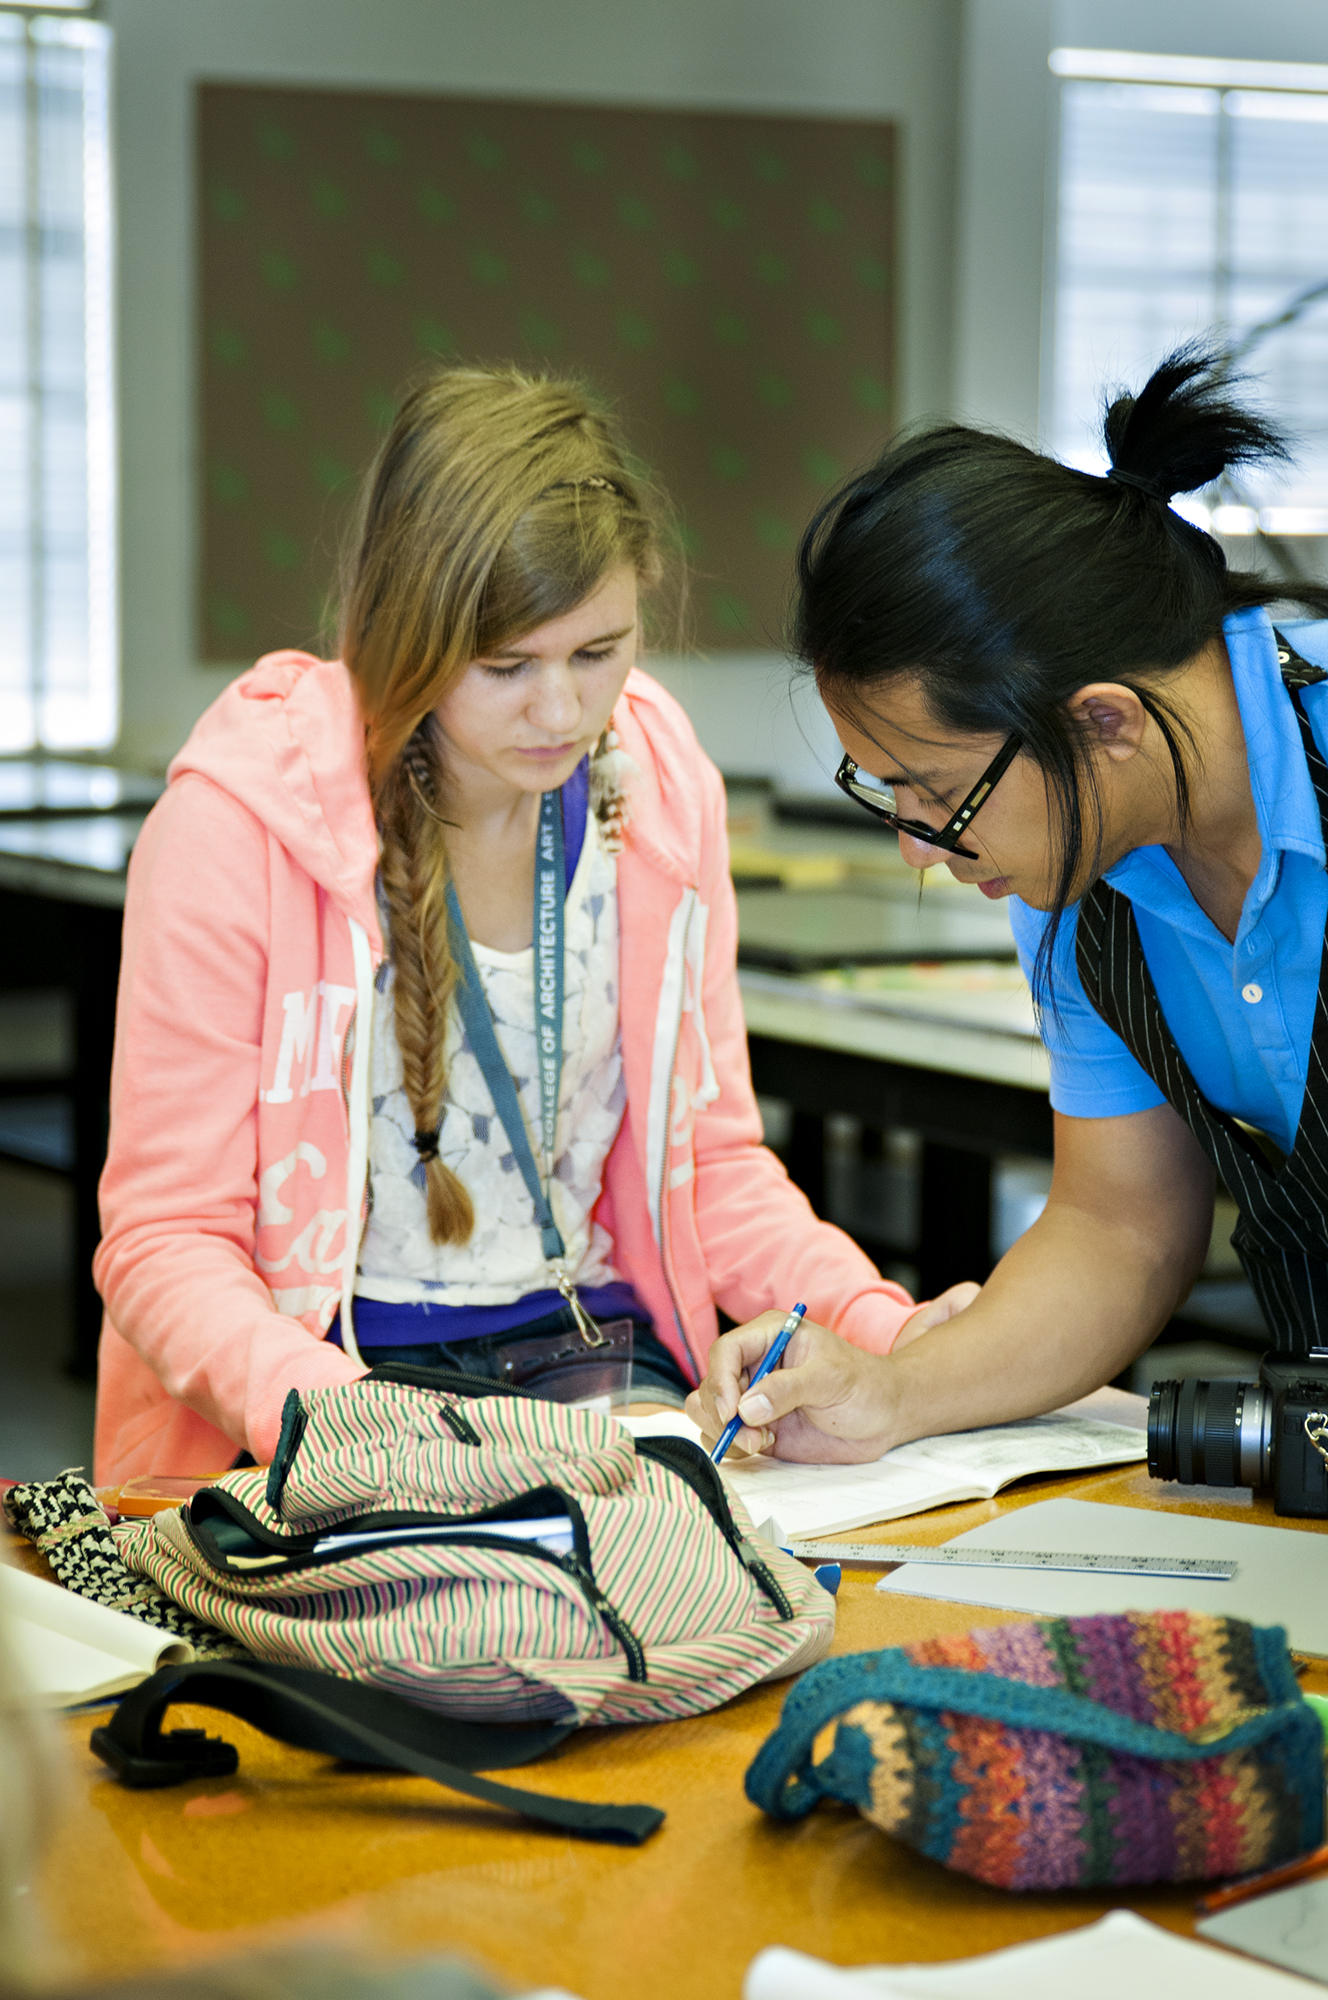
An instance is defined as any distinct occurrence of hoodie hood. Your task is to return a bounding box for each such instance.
[169,651,384,950]
[169,652,700,941]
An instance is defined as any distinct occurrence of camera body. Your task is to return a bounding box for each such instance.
[1148,1352,1328,1518]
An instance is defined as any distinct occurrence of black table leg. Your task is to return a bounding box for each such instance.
[918,1142,992,1299]
[786,1110,826,1215]
[71,905,120,1378]
[0,888,121,1379]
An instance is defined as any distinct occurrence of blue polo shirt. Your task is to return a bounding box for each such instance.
[1010,608,1328,1155]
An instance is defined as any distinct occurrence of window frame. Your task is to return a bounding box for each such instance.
[1043,45,1328,538]
[0,2,116,754]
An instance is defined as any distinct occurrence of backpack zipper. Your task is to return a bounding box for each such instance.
[183,1485,649,1682]
[266,1383,482,1511]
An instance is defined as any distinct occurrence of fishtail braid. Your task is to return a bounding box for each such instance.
[376,717,475,1245]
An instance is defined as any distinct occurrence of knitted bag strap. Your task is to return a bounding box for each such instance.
[4,1471,242,1658]
[92,1658,663,1846]
[745,1634,1314,1821]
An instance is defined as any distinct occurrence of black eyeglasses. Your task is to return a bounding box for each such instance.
[833,733,1023,859]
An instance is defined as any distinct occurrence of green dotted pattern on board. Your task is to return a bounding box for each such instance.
[199,86,895,656]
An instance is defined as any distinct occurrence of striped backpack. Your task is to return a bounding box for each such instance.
[110,1365,834,1731]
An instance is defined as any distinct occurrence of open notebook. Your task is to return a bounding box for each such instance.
[623,1391,1147,1540]
[0,1563,194,1707]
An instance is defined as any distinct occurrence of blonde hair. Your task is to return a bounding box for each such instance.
[342,365,663,1245]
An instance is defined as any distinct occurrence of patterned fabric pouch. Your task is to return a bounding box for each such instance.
[745,1612,1325,1890]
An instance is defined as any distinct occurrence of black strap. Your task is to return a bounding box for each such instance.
[90,1659,664,1846]
[1073,627,1328,1354]
[1274,628,1328,690]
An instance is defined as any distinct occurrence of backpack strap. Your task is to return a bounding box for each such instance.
[90,1659,664,1846]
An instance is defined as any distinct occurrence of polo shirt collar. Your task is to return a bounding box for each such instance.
[1103,607,1325,940]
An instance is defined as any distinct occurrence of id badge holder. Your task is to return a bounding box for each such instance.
[493,1318,635,1414]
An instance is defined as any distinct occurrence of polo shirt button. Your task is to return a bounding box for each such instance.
[1242,983,1264,1004]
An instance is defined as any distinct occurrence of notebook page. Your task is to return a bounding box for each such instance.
[0,1564,191,1706]
[717,1452,973,1538]
[313,1516,576,1557]
[621,1409,972,1533]
[886,1412,1147,1498]
[622,1407,1144,1537]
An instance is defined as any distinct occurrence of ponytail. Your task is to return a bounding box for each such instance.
[1102,343,1288,504]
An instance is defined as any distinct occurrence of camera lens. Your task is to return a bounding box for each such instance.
[1148,1379,1181,1479]
[1147,1376,1262,1487]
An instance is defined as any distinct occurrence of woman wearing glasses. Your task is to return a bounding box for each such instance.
[688,346,1328,1463]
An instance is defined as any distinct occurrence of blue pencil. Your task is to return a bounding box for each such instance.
[709,1304,807,1465]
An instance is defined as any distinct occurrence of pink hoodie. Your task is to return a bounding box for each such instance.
[93,654,916,1482]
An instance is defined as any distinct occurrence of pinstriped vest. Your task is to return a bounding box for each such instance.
[1075,635,1328,1359]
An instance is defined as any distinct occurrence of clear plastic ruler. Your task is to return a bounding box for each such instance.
[786,1540,1238,1580]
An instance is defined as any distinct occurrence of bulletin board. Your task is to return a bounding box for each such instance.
[197,84,895,660]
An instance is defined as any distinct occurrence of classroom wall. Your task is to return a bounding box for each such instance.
[109,0,1328,781]
[952,0,1057,444]
[958,0,1328,450]
[106,0,963,779]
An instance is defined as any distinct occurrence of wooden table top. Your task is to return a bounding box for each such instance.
[21,1463,1328,1998]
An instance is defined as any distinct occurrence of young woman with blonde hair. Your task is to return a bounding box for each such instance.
[93,366,969,1482]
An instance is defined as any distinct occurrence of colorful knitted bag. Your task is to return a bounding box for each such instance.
[745,1612,1325,1890]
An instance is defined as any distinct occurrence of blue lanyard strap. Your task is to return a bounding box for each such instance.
[444,790,566,1263]
[533,786,562,1177]
[443,794,609,1351]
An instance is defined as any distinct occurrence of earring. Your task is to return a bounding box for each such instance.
[589,727,638,853]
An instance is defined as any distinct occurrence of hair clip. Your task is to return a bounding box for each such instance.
[546,475,625,497]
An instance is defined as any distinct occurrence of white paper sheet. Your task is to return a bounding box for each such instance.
[744,1910,1320,1998]
[877,1496,1328,1655]
[313,1516,575,1557]
[0,1563,192,1706]
[1200,1876,1328,1983]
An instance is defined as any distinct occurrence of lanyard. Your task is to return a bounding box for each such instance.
[444,790,606,1346]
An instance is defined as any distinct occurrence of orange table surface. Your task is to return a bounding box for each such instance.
[18,1462,1328,1998]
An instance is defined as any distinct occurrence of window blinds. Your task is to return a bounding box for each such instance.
[1049,60,1328,534]
[0,11,115,752]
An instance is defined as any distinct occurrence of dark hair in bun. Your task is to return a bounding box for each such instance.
[794,342,1328,988]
